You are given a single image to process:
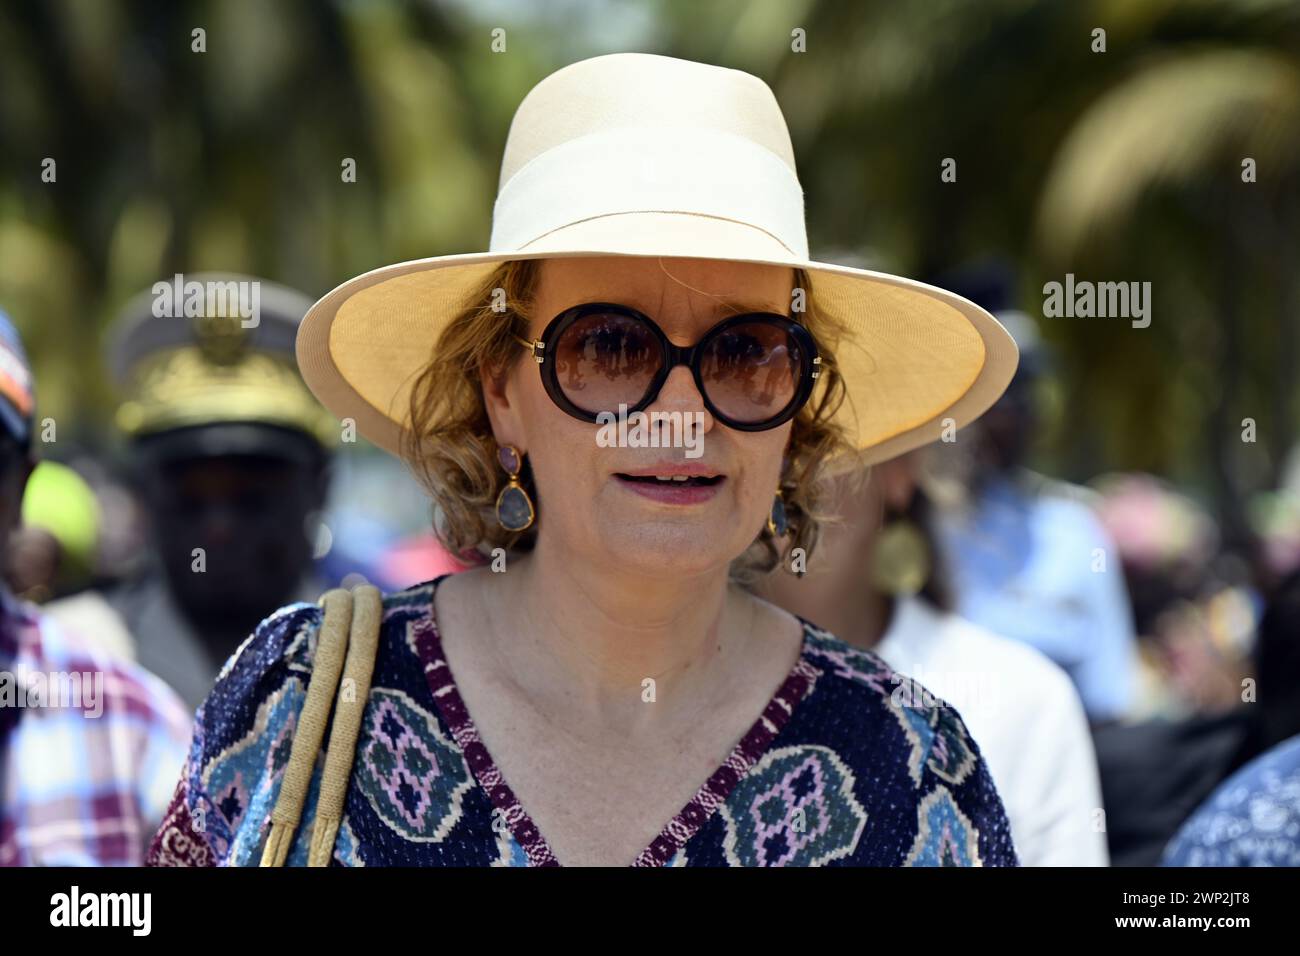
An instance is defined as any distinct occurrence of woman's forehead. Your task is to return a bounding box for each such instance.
[534,256,795,318]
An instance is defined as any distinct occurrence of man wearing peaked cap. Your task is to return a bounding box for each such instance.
[47,275,346,711]
[111,273,339,457]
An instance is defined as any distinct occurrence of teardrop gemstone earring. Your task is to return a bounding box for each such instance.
[495,444,536,532]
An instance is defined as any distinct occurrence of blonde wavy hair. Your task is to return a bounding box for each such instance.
[402,258,860,586]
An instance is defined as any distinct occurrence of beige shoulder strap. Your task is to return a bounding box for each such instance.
[306,584,382,865]
[260,584,383,867]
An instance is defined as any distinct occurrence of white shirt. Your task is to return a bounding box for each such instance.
[875,595,1109,866]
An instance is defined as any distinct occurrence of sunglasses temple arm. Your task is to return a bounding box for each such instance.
[512,333,545,363]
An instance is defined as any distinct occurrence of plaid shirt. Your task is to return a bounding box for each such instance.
[0,584,192,865]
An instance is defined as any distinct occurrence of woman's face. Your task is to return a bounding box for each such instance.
[485,256,797,578]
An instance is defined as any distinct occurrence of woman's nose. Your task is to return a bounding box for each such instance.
[645,364,715,432]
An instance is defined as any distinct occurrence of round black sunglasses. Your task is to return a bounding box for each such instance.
[511,302,822,432]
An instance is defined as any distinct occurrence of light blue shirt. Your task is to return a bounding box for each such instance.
[935,470,1140,722]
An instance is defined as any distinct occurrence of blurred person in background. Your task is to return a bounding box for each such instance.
[0,307,190,865]
[12,458,138,658]
[1160,567,1300,866]
[45,276,346,713]
[1088,486,1300,865]
[1246,566,1300,762]
[1248,447,1300,592]
[926,267,1140,725]
[758,449,1108,866]
[6,460,102,606]
[1091,473,1254,720]
[1162,731,1300,867]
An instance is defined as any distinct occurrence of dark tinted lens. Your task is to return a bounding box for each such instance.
[553,310,661,414]
[700,319,802,424]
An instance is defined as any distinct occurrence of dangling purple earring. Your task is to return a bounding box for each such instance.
[495,444,535,531]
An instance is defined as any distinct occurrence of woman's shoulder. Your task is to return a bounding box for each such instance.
[794,616,908,704]
[786,617,1019,866]
[213,577,445,694]
[794,615,986,769]
[147,578,447,867]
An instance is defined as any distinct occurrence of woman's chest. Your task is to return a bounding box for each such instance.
[333,684,707,865]
[327,612,889,866]
[462,712,741,865]
[333,676,893,868]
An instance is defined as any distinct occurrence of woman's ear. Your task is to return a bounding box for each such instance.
[479,354,524,450]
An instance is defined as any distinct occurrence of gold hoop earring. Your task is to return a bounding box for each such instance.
[495,444,535,532]
[871,516,930,596]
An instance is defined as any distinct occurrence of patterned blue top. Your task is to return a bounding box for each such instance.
[147,575,1018,866]
[1161,733,1300,867]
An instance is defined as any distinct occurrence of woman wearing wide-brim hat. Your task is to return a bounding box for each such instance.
[148,52,1019,867]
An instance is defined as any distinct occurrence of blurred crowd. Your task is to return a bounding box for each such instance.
[1,265,1298,867]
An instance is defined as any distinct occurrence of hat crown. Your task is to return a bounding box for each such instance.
[490,53,808,259]
[499,53,798,187]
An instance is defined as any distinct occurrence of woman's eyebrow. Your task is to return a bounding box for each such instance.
[585,297,787,316]
[712,297,787,316]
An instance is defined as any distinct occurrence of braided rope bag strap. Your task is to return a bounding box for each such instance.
[259,584,383,867]
[307,584,382,865]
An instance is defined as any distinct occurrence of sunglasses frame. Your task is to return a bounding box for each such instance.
[512,301,822,432]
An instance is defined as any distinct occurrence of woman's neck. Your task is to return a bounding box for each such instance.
[753,473,896,650]
[476,545,755,730]
[760,557,894,652]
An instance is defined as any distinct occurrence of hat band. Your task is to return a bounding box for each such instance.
[489,126,809,258]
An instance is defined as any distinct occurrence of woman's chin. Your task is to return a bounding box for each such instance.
[594,522,746,577]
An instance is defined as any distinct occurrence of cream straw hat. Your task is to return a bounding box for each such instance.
[296,52,1017,466]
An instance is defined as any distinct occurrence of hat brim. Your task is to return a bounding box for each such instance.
[296,214,1018,468]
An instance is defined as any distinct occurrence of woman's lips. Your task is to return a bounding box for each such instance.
[613,474,725,505]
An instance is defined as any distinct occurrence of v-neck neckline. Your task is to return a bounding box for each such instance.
[411,572,822,867]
